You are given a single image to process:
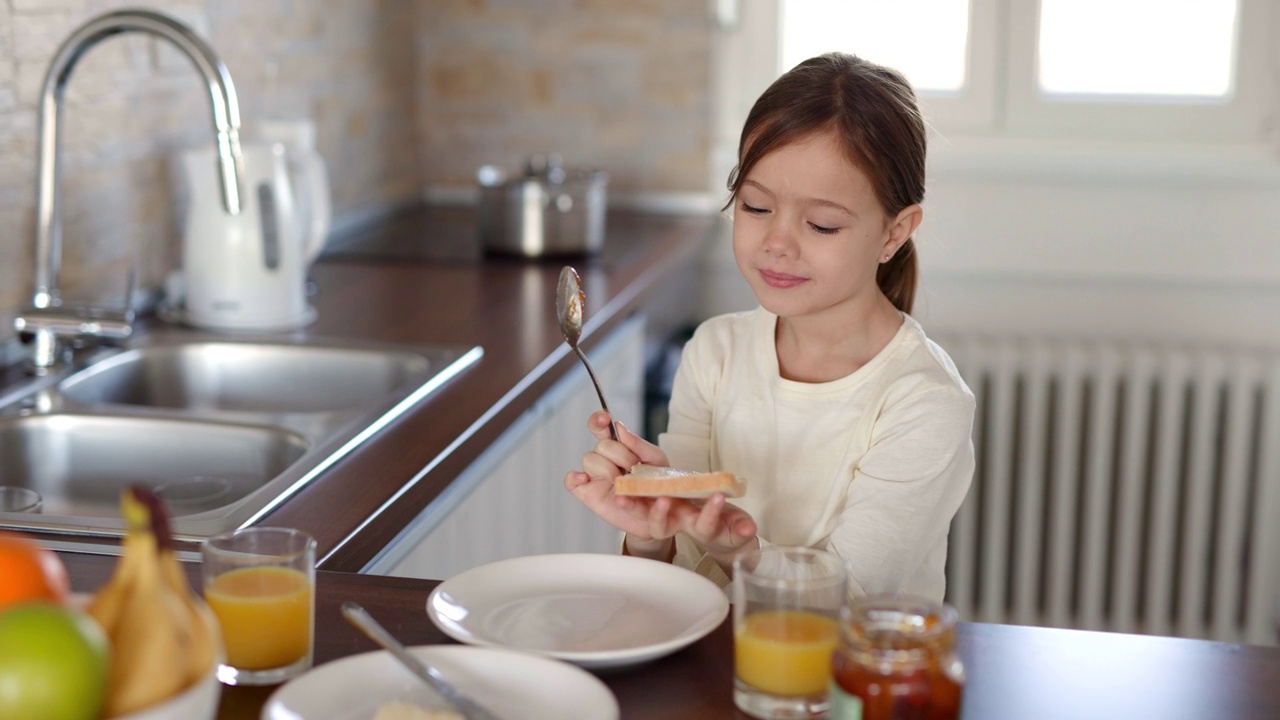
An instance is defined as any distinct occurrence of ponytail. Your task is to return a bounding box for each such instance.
[877,238,917,314]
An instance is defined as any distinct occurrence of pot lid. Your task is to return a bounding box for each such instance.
[477,153,606,189]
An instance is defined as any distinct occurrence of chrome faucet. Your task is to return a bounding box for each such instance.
[12,8,245,374]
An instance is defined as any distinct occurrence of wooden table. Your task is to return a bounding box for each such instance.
[64,556,1280,720]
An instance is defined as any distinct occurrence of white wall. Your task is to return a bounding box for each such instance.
[919,143,1280,346]
[700,141,1280,350]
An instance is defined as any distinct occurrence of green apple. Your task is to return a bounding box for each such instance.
[0,602,110,720]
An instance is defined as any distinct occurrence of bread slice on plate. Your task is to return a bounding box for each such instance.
[614,463,746,499]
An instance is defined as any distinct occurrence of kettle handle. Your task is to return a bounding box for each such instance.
[293,148,332,261]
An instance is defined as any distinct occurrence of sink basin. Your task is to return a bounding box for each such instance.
[0,414,308,518]
[58,341,437,414]
[0,336,483,542]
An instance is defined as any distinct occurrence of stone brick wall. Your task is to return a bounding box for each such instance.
[0,0,714,351]
[412,0,713,194]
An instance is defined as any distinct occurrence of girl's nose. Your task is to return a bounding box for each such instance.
[762,224,796,257]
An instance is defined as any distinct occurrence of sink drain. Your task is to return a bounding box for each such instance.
[153,476,237,513]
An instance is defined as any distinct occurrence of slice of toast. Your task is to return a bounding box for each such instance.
[613,463,746,499]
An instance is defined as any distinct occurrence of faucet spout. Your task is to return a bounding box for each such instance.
[31,8,244,310]
[14,8,244,375]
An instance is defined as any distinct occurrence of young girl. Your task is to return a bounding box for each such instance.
[564,53,975,602]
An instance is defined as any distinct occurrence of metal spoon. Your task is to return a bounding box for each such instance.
[556,266,619,441]
[341,602,504,720]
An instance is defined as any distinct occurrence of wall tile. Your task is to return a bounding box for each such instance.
[412,0,712,192]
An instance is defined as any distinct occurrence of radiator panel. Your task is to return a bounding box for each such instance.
[940,335,1280,645]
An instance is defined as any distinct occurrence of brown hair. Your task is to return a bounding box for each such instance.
[726,53,926,314]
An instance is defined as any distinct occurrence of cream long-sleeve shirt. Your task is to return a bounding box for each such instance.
[658,307,975,602]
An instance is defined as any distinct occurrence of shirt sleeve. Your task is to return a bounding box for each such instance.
[828,384,976,601]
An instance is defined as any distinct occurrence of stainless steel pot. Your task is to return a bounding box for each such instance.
[477,154,608,257]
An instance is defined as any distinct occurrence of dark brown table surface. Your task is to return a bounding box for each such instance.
[62,553,1280,720]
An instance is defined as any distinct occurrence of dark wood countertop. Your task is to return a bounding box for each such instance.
[220,204,714,571]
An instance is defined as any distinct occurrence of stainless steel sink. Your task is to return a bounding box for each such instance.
[0,414,307,518]
[58,342,435,414]
[0,335,483,543]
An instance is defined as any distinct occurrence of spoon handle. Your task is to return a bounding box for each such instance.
[575,346,619,441]
[341,602,504,720]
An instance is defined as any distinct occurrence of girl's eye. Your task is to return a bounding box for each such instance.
[809,222,840,235]
[740,201,768,215]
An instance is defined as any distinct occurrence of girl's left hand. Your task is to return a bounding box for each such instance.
[674,492,758,564]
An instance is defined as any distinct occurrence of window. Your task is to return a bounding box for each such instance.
[772,0,1277,146]
[1036,0,1236,98]
[779,0,970,94]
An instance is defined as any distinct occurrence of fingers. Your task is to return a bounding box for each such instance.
[691,493,727,540]
[687,495,758,552]
[645,496,684,541]
[563,470,589,493]
[586,411,671,472]
[581,446,621,481]
[564,470,607,507]
[588,411,617,440]
[627,423,671,467]
[730,513,758,539]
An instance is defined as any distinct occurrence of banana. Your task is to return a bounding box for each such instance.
[86,527,141,634]
[88,485,217,717]
[160,543,217,686]
[101,528,192,717]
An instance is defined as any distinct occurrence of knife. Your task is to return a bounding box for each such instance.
[341,601,504,720]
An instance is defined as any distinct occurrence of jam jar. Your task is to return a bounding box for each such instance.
[829,596,964,720]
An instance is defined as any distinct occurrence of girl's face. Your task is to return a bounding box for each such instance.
[731,129,920,324]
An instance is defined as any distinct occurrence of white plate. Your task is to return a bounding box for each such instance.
[260,645,618,720]
[426,553,730,670]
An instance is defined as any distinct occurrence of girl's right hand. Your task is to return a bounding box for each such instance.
[564,411,674,540]
[564,412,759,564]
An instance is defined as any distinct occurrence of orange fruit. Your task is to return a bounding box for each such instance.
[0,531,70,609]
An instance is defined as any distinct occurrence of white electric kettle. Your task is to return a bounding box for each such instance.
[176,122,330,332]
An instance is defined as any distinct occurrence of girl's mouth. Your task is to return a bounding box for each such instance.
[759,268,807,289]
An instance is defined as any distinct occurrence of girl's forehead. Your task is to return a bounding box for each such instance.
[747,130,860,174]
[749,135,871,187]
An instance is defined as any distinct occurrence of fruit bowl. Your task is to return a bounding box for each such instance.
[111,602,223,720]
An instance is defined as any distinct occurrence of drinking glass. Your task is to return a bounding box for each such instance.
[201,527,316,686]
[733,545,847,719]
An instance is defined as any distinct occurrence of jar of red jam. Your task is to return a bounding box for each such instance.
[828,596,964,720]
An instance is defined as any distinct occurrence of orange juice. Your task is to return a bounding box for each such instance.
[205,565,312,670]
[735,609,839,697]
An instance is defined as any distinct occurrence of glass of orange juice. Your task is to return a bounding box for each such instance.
[201,527,316,686]
[733,545,847,719]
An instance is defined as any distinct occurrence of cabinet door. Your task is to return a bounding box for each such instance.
[367,315,645,579]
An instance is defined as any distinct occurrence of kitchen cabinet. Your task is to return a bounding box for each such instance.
[365,314,646,579]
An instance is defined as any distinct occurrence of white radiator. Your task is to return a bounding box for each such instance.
[936,334,1280,645]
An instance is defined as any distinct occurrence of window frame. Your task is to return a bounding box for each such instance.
[999,0,1277,144]
[757,0,1280,148]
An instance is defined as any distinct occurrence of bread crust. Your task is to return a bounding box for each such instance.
[614,464,746,498]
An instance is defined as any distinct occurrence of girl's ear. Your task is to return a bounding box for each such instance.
[881,204,923,260]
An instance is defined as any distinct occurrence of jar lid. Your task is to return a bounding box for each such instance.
[842,595,959,648]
